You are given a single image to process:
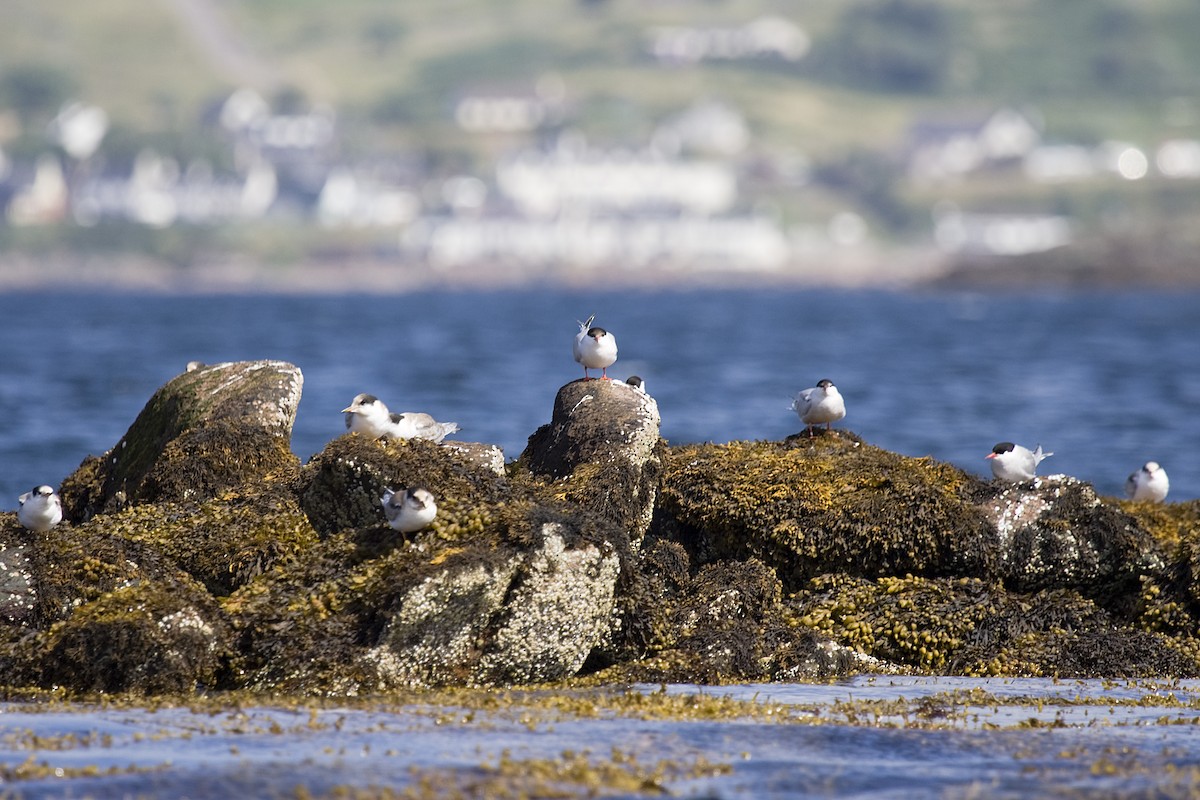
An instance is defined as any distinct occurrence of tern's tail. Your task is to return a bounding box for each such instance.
[1033,445,1052,464]
[577,313,595,332]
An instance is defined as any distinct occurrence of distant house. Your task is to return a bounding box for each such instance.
[6,155,68,225]
[454,74,566,134]
[933,205,1071,256]
[906,107,1042,182]
[495,138,737,216]
[647,16,809,65]
[70,150,278,228]
[317,167,420,228]
[655,99,750,157]
[1157,139,1200,178]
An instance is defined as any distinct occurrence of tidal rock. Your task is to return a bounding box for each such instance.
[522,379,664,544]
[983,475,1164,599]
[368,522,621,687]
[38,577,231,694]
[599,550,876,683]
[655,433,997,590]
[0,522,36,627]
[60,360,303,519]
[299,434,509,536]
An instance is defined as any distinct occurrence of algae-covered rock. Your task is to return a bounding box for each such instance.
[37,577,231,694]
[226,506,630,691]
[60,360,303,520]
[299,433,507,537]
[597,552,874,683]
[792,573,1200,678]
[982,475,1163,601]
[656,434,996,590]
[522,379,665,545]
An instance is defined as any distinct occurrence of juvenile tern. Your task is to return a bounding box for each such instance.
[381,486,438,532]
[1125,461,1169,502]
[17,485,63,531]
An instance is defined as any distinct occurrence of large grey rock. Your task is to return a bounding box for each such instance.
[522,379,664,545]
[367,522,621,686]
[61,360,303,519]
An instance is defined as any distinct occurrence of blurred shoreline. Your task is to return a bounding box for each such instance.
[2,238,1197,294]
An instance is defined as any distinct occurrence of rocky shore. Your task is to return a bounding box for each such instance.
[2,360,1199,696]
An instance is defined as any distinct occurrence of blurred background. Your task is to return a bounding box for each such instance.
[2,0,1200,288]
[2,2,1198,505]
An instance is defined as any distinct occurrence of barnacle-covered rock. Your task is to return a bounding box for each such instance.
[981,475,1163,602]
[521,379,664,544]
[655,433,996,590]
[225,500,629,691]
[59,360,303,520]
[0,518,36,627]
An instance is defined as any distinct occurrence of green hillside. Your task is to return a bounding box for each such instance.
[6,1,1200,157]
[4,0,1200,268]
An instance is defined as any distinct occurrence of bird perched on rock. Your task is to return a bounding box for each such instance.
[573,315,617,380]
[986,442,1051,482]
[626,375,645,394]
[790,379,845,435]
[1125,461,1169,502]
[381,486,438,532]
[18,485,63,531]
[342,393,459,443]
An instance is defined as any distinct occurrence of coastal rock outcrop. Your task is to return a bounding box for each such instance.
[3,361,1200,695]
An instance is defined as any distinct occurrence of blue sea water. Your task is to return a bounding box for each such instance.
[1,287,1197,508]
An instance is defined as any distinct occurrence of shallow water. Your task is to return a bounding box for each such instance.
[5,677,1200,798]
[2,288,1197,507]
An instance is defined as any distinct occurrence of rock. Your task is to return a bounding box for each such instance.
[60,360,303,520]
[0,521,36,627]
[522,379,664,544]
[299,434,509,536]
[655,433,997,590]
[38,577,231,694]
[982,475,1164,600]
[369,522,621,687]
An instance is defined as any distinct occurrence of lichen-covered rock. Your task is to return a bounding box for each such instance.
[60,360,303,520]
[982,475,1164,601]
[656,433,996,590]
